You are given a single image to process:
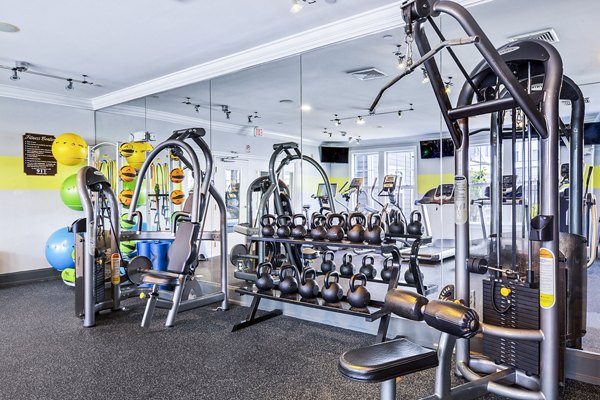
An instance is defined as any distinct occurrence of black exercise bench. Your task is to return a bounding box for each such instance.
[339,289,479,400]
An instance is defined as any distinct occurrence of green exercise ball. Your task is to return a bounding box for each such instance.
[60,174,82,211]
[122,178,147,207]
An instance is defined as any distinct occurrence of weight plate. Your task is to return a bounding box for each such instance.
[126,256,152,285]
[230,244,249,266]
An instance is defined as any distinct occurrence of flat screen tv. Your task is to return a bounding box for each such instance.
[584,122,600,145]
[320,146,349,163]
[420,138,455,159]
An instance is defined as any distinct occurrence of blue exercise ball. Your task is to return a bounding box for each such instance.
[45,227,75,271]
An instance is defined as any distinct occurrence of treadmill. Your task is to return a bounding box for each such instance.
[403,184,456,262]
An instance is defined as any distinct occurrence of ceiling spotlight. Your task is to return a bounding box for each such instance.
[356,116,366,125]
[394,45,406,71]
[356,136,362,144]
[81,74,92,85]
[194,105,200,113]
[348,136,353,143]
[323,128,332,138]
[247,115,253,123]
[397,111,403,119]
[421,68,430,84]
[340,131,347,137]
[221,105,231,119]
[290,0,303,13]
[65,79,74,90]
[182,97,192,105]
[332,114,341,126]
[10,68,19,81]
[444,76,453,94]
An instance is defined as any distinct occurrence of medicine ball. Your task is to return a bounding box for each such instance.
[118,165,137,182]
[170,189,185,205]
[170,167,185,183]
[119,189,134,207]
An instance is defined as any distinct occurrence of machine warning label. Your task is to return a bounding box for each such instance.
[454,175,468,225]
[539,248,556,309]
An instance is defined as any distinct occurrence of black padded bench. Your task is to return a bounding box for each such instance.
[339,289,479,400]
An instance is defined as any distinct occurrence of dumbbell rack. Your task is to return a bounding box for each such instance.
[232,235,436,342]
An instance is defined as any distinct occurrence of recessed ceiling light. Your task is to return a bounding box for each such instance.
[0,22,19,33]
[301,104,312,111]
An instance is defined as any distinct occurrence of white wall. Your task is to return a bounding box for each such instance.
[0,97,95,274]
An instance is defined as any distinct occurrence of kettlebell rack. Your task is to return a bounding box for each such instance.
[232,235,436,341]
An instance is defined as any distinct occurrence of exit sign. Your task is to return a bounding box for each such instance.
[254,127,263,137]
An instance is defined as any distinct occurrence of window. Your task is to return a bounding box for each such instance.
[469,143,492,201]
[385,149,416,212]
[353,153,379,187]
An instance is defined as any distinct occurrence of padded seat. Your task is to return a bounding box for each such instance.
[339,338,438,383]
[141,273,180,287]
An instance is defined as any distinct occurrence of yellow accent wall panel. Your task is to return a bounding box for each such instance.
[417,173,454,194]
[0,156,81,190]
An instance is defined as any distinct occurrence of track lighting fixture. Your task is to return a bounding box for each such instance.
[394,45,406,71]
[340,131,347,137]
[323,128,333,138]
[3,61,94,91]
[444,76,453,94]
[421,68,430,84]
[248,111,261,124]
[221,105,231,119]
[194,105,200,113]
[182,97,202,113]
[331,104,415,125]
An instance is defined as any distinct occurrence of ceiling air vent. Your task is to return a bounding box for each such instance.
[347,67,387,81]
[508,28,559,44]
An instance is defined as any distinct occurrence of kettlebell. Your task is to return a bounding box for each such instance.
[346,273,371,308]
[298,267,320,299]
[388,210,405,235]
[255,262,274,291]
[278,264,299,295]
[380,257,396,283]
[321,250,336,274]
[404,268,425,285]
[326,213,346,241]
[310,213,328,240]
[339,211,350,232]
[321,271,344,304]
[276,215,292,238]
[359,255,377,279]
[365,213,384,245]
[261,214,276,237]
[291,214,307,240]
[347,212,366,243]
[340,253,355,277]
[406,210,424,236]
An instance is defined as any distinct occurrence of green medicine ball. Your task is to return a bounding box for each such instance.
[119,240,137,255]
[120,213,136,230]
[60,174,83,211]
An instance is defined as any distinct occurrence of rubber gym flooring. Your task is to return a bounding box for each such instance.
[1,279,599,399]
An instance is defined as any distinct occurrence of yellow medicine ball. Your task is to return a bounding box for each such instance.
[125,142,153,170]
[119,189,134,207]
[170,189,185,205]
[169,167,185,183]
[118,165,137,182]
[52,133,88,166]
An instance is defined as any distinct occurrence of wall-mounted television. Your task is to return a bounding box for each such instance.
[420,138,455,159]
[584,122,600,145]
[320,146,349,163]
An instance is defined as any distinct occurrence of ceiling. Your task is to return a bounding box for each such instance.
[3,0,600,144]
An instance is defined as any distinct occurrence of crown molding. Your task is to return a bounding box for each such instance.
[0,84,92,109]
[101,104,320,145]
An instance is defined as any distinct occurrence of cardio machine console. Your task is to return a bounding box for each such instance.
[433,184,454,202]
[379,174,401,195]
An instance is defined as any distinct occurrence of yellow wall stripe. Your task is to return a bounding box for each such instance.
[417,173,454,194]
[0,156,81,190]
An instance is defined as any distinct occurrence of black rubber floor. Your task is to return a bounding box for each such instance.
[1,279,599,399]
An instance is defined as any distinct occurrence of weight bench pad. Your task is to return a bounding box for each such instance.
[339,338,438,383]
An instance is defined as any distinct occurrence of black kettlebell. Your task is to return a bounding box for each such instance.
[365,213,384,245]
[326,213,346,241]
[291,213,307,239]
[321,250,336,274]
[359,255,377,279]
[347,212,366,243]
[321,271,344,304]
[276,215,292,238]
[339,211,350,232]
[255,262,274,291]
[346,273,371,308]
[340,253,355,277]
[404,268,425,285]
[310,213,327,240]
[278,264,299,295]
[388,210,405,235]
[406,210,424,236]
[298,267,320,299]
[261,214,276,237]
[380,257,396,283]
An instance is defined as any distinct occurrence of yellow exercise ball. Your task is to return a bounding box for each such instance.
[52,133,88,166]
[124,142,153,170]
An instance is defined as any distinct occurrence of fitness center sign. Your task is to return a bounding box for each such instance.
[23,133,57,176]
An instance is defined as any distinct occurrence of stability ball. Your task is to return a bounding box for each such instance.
[45,227,75,271]
[122,179,147,206]
[124,142,153,170]
[52,133,88,166]
[60,174,82,211]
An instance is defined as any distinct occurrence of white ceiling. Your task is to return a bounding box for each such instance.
[3,0,600,144]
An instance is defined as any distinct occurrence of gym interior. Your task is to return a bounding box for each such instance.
[1,1,600,399]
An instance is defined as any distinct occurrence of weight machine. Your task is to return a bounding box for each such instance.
[338,1,597,399]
